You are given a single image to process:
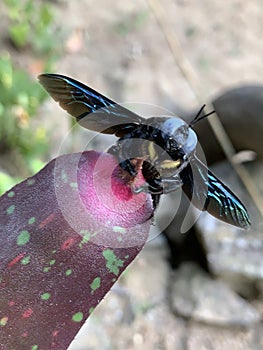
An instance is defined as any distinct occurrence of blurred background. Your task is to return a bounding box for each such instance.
[1,1,263,349]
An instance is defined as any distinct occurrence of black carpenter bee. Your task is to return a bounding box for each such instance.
[38,74,250,229]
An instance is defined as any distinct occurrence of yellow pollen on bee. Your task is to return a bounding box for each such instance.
[160,159,181,170]
[148,142,157,161]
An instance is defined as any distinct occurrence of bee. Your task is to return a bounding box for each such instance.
[38,74,250,229]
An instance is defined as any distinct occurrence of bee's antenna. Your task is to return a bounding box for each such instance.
[190,104,215,127]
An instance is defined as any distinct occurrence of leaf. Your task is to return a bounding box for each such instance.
[0,151,153,349]
[9,22,30,48]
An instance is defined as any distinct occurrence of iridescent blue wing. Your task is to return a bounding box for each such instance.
[38,74,143,136]
[180,157,250,229]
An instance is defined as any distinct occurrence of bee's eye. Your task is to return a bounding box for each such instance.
[173,125,189,146]
[162,117,189,146]
[181,128,198,155]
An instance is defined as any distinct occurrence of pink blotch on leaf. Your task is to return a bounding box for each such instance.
[52,329,59,337]
[7,252,26,269]
[39,213,55,229]
[22,308,33,318]
[61,237,75,250]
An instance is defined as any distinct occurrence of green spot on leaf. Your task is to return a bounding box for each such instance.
[21,255,31,265]
[89,307,94,314]
[41,292,51,300]
[103,249,124,276]
[72,312,83,322]
[7,191,15,198]
[0,317,8,326]
[49,259,56,266]
[113,226,126,234]
[90,277,101,291]
[28,217,36,225]
[79,230,91,248]
[17,230,30,246]
[43,267,51,273]
[6,205,15,215]
[70,182,77,189]
[61,169,68,183]
[65,269,72,276]
[31,345,39,350]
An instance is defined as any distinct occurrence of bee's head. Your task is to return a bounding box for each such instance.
[161,117,198,158]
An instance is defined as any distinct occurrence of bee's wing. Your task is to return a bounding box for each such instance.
[38,74,143,137]
[180,156,250,229]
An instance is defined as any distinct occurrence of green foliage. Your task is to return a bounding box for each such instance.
[0,52,48,158]
[0,0,62,195]
[4,0,61,57]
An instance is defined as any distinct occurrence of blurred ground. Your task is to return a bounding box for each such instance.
[37,0,263,157]
[2,0,263,349]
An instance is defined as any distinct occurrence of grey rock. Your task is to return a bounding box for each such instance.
[170,262,260,327]
[122,243,170,305]
[184,84,263,165]
[212,85,263,161]
[186,322,260,350]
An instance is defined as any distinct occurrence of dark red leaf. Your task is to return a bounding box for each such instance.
[0,151,153,350]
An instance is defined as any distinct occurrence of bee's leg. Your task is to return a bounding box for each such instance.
[119,159,138,176]
[161,176,183,194]
[132,178,163,194]
[156,158,188,194]
[151,194,161,208]
[132,176,182,195]
[134,161,163,194]
[133,162,184,195]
